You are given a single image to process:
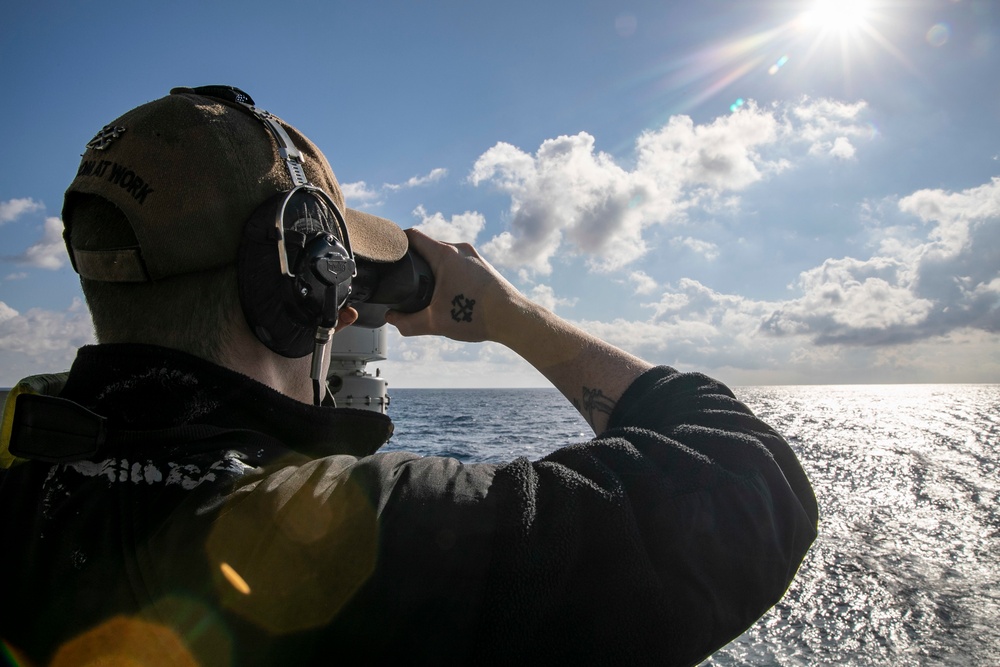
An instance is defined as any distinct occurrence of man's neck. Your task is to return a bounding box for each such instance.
[218,330,317,405]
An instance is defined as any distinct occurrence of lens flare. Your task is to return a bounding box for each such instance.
[220,562,251,595]
[617,0,908,121]
[50,617,199,667]
[926,23,950,47]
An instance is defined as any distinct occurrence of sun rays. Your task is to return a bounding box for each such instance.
[631,0,912,117]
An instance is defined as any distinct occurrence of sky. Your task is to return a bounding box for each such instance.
[1,0,998,388]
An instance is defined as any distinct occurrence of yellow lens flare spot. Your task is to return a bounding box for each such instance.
[220,561,252,595]
[50,616,199,667]
[206,461,379,634]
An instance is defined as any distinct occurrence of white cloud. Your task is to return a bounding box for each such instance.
[16,216,69,270]
[0,299,95,385]
[671,236,719,260]
[379,220,999,384]
[472,98,872,275]
[380,127,996,386]
[628,271,658,295]
[0,301,16,321]
[385,167,448,191]
[809,136,857,159]
[342,168,449,212]
[646,290,691,318]
[473,133,644,274]
[341,180,382,206]
[635,104,786,191]
[760,257,935,344]
[377,328,549,388]
[828,137,857,160]
[521,173,997,382]
[788,98,870,156]
[0,197,44,224]
[412,205,486,244]
[758,177,1000,345]
[899,176,1000,233]
[528,284,578,313]
[0,199,71,270]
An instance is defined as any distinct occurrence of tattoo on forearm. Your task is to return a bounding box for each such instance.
[581,386,615,424]
[450,294,476,323]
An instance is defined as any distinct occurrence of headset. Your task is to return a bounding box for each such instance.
[183,85,433,406]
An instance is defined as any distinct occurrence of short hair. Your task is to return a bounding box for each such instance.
[69,195,242,363]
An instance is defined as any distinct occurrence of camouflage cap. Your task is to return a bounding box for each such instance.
[63,87,408,282]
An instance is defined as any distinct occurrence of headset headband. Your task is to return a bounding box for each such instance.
[186,86,311,188]
[182,86,354,280]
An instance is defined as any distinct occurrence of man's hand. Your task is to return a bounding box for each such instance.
[385,229,525,345]
[386,229,651,434]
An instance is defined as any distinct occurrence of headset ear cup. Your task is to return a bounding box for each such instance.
[238,191,323,358]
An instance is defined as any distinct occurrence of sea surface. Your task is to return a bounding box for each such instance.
[383,384,1000,666]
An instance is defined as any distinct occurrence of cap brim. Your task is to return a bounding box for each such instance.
[344,209,408,263]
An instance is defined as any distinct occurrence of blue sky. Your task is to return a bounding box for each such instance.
[1,0,998,387]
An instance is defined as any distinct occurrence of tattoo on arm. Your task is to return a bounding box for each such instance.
[450,294,476,323]
[581,386,615,425]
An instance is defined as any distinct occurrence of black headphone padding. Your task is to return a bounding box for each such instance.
[238,188,352,358]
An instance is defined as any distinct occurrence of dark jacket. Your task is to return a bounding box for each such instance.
[0,344,817,666]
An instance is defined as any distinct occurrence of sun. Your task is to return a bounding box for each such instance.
[649,0,906,113]
[800,0,872,34]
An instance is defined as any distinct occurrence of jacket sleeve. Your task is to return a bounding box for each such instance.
[471,366,818,666]
[195,366,816,666]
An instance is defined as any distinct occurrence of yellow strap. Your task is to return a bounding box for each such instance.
[1,372,70,469]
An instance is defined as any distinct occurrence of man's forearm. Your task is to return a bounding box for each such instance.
[387,229,652,433]
[493,299,652,434]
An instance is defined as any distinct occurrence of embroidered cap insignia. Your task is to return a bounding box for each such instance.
[86,125,126,151]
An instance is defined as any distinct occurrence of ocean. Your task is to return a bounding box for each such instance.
[383,384,1000,666]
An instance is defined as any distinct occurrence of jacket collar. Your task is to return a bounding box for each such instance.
[59,344,393,458]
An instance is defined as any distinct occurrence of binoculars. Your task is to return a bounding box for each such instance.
[349,249,435,328]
